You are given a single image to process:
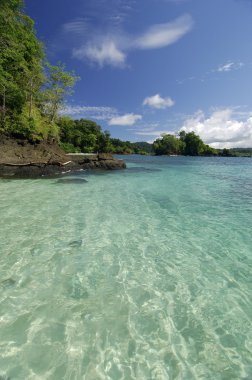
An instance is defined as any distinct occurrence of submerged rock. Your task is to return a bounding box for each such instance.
[56,178,88,184]
[126,166,161,173]
[68,239,83,248]
[1,278,16,289]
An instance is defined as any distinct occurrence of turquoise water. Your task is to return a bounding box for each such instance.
[0,155,252,380]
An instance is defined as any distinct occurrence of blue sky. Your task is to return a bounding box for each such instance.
[26,0,252,147]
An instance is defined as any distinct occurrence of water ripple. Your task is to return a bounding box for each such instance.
[0,157,252,379]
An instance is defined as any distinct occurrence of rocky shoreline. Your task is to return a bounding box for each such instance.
[0,136,126,178]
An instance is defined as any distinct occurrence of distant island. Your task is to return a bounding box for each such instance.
[151,131,252,157]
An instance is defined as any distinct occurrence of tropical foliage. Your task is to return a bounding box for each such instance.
[153,131,217,156]
[0,0,78,140]
[57,116,153,154]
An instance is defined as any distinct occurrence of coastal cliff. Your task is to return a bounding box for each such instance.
[0,136,126,178]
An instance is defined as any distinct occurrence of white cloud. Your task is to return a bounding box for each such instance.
[180,108,252,148]
[71,14,193,67]
[134,130,173,136]
[61,105,117,120]
[217,61,244,72]
[109,113,142,126]
[61,105,143,126]
[134,15,193,49]
[128,124,176,142]
[143,94,175,109]
[73,40,126,68]
[217,62,234,72]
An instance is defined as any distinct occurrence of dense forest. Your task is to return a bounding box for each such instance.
[58,117,153,154]
[0,0,78,141]
[0,1,250,157]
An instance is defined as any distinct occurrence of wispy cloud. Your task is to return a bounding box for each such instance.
[134,129,172,136]
[217,62,235,72]
[73,40,126,68]
[77,0,135,27]
[63,18,88,34]
[130,127,176,143]
[180,108,252,148]
[177,61,245,85]
[143,94,175,109]
[128,121,180,141]
[61,105,118,120]
[134,15,193,50]
[216,61,244,72]
[109,113,142,126]
[70,14,193,67]
[61,104,143,126]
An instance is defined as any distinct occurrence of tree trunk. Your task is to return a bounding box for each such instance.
[29,79,33,118]
[29,92,33,118]
[2,85,6,123]
[50,102,58,123]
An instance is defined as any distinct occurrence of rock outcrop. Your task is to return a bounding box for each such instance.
[0,136,126,178]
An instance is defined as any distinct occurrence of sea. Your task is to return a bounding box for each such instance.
[0,155,252,380]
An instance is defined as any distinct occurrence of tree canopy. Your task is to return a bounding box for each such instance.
[57,117,153,154]
[153,131,217,156]
[0,0,77,140]
[153,134,184,155]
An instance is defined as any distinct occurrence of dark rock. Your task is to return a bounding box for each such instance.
[0,157,126,177]
[98,153,113,160]
[67,154,99,164]
[99,159,126,170]
[79,157,97,164]
[68,239,83,247]
[126,166,161,173]
[1,278,16,289]
[56,178,88,184]
[0,136,126,178]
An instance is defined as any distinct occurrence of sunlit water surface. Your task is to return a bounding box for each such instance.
[0,155,252,380]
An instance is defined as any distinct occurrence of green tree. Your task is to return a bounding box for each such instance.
[98,130,113,153]
[153,134,182,155]
[41,63,79,123]
[57,116,75,142]
[0,0,79,141]
[0,0,44,127]
[182,131,205,156]
[202,144,217,156]
[57,118,104,152]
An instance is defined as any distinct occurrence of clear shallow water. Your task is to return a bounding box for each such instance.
[0,155,252,380]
